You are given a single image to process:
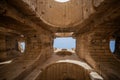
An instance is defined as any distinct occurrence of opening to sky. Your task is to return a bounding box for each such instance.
[110,40,115,53]
[18,42,25,53]
[54,37,76,49]
[54,0,70,3]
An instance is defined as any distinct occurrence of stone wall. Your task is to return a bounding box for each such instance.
[76,30,120,80]
[0,35,22,62]
[25,32,53,61]
[0,29,54,80]
[0,36,7,61]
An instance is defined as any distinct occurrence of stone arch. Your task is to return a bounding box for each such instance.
[55,51,73,56]
[37,62,91,80]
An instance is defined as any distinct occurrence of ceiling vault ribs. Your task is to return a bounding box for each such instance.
[6,0,101,33]
[0,0,120,80]
[1,0,120,37]
[0,0,53,36]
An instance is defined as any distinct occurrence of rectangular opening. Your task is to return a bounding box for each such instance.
[53,37,76,49]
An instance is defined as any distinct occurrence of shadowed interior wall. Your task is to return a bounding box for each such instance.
[115,34,120,57]
[0,35,7,61]
[0,35,22,62]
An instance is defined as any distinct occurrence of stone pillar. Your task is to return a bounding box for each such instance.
[25,34,42,60]
[76,33,90,60]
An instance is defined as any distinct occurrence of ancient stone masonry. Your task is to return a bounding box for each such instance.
[0,0,120,80]
[37,63,90,80]
[76,30,120,80]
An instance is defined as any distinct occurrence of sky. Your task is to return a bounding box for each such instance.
[110,40,115,53]
[54,37,115,53]
[54,37,76,49]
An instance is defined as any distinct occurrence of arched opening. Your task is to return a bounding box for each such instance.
[56,51,73,56]
[36,60,103,80]
[18,41,25,53]
[37,62,91,80]
[109,39,116,53]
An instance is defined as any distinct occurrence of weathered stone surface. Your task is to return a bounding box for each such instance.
[0,0,120,80]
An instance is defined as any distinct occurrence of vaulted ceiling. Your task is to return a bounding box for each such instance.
[39,0,93,28]
[34,0,103,28]
[6,0,104,31]
[1,0,120,37]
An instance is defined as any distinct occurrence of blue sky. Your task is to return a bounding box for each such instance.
[110,40,115,53]
[54,37,76,49]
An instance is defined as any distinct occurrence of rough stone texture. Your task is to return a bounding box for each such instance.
[37,63,90,80]
[76,30,120,80]
[0,36,6,61]
[0,0,120,80]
